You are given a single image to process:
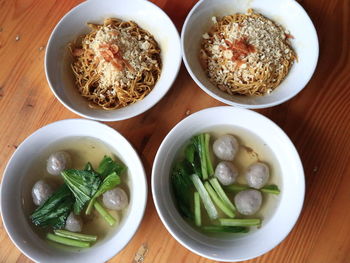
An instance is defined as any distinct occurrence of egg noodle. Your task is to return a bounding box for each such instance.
[200,9,296,96]
[69,18,161,110]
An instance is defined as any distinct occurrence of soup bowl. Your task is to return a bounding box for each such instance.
[45,0,181,121]
[152,106,304,261]
[182,0,319,108]
[0,119,147,263]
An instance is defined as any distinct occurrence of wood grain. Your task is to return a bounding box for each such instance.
[0,0,349,262]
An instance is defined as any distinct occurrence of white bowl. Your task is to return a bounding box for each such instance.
[152,106,304,261]
[181,0,319,109]
[45,0,181,121]
[0,119,147,263]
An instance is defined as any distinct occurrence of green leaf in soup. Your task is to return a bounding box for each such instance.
[171,160,193,219]
[85,171,121,215]
[260,184,281,195]
[30,184,74,229]
[97,156,126,178]
[97,172,121,194]
[84,162,94,172]
[61,169,101,214]
[185,144,195,164]
[184,141,201,178]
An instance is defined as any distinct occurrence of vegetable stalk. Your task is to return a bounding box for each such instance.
[201,226,249,233]
[191,174,218,220]
[54,229,97,242]
[204,134,214,177]
[219,218,261,227]
[94,201,116,226]
[47,233,90,248]
[204,182,235,218]
[209,178,236,211]
[199,134,208,179]
[194,192,201,226]
[224,184,280,195]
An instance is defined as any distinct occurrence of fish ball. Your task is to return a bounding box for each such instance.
[103,187,128,211]
[245,162,270,189]
[65,212,83,232]
[214,161,238,186]
[31,180,53,206]
[47,151,71,176]
[234,189,262,215]
[213,135,239,161]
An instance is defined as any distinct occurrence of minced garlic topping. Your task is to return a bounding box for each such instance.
[86,25,159,90]
[200,9,296,95]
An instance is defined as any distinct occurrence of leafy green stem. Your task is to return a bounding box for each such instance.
[94,201,116,226]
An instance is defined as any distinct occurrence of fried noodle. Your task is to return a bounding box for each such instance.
[69,18,161,109]
[200,9,296,96]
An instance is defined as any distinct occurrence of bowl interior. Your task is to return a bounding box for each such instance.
[1,119,147,263]
[182,0,318,108]
[152,106,304,261]
[45,0,181,121]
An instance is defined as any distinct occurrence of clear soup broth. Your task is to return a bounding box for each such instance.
[172,125,282,234]
[22,136,129,247]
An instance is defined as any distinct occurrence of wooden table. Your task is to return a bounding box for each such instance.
[0,0,349,262]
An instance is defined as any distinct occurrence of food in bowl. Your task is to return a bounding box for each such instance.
[199,9,296,96]
[171,129,280,234]
[27,136,129,248]
[69,18,162,110]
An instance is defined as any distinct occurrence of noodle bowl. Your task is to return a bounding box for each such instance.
[200,9,296,96]
[69,18,162,110]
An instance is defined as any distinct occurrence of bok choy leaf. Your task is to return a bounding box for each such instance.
[97,156,125,179]
[61,169,101,214]
[30,184,74,229]
[85,171,121,215]
[171,160,193,219]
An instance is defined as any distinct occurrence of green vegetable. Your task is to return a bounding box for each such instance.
[94,201,116,226]
[198,134,208,179]
[54,230,97,242]
[182,133,214,180]
[184,143,202,177]
[261,184,281,195]
[61,169,101,214]
[47,233,90,248]
[209,178,236,211]
[97,156,125,179]
[185,144,195,164]
[30,184,74,229]
[204,182,235,218]
[171,160,194,219]
[201,226,249,233]
[219,218,261,227]
[85,171,121,215]
[204,134,214,177]
[194,192,201,226]
[224,184,248,192]
[224,184,281,195]
[84,162,94,172]
[191,174,218,220]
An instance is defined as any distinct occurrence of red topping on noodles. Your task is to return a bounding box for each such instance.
[99,43,135,72]
[222,37,256,62]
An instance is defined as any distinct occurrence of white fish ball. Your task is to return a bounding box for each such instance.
[234,189,262,215]
[103,187,128,211]
[47,151,71,176]
[31,180,53,206]
[245,162,270,189]
[214,161,238,185]
[65,212,83,232]
[213,135,239,161]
